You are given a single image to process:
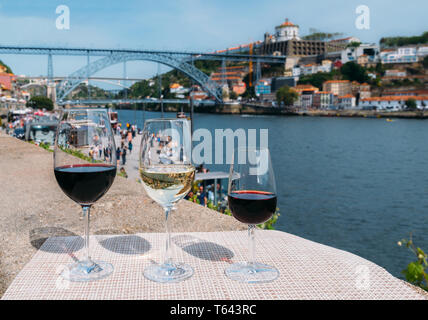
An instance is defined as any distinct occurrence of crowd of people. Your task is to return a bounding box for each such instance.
[185,164,228,212]
[4,111,230,211]
[115,122,137,166]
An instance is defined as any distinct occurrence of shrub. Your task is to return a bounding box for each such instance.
[398,234,428,291]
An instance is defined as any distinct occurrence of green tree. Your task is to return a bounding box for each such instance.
[302,28,343,41]
[340,62,369,83]
[346,42,361,48]
[276,86,298,107]
[380,31,428,47]
[229,91,238,100]
[26,96,54,111]
[129,80,155,98]
[423,56,428,69]
[298,72,337,90]
[242,85,255,99]
[375,62,386,76]
[405,98,417,111]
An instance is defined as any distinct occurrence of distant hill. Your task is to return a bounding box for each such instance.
[380,31,428,47]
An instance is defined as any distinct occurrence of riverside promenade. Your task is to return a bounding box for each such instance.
[114,134,141,182]
[0,132,244,297]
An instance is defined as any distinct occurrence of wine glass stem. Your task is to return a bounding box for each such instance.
[164,206,172,265]
[248,224,256,267]
[82,205,91,262]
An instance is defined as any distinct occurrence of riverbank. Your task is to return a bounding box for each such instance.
[0,132,244,297]
[297,109,428,119]
[113,103,428,119]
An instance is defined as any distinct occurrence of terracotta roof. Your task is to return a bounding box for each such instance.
[294,86,318,93]
[295,84,318,89]
[338,94,355,99]
[281,19,295,27]
[277,18,297,28]
[324,80,350,84]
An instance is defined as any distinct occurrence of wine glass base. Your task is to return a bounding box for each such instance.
[61,260,113,282]
[144,263,193,283]
[225,262,279,283]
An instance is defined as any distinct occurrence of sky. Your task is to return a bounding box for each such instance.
[0,0,426,88]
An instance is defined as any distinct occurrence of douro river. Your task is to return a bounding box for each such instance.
[118,109,428,279]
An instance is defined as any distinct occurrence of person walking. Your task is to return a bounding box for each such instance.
[128,140,133,154]
[197,185,207,207]
[116,147,121,166]
[121,146,127,165]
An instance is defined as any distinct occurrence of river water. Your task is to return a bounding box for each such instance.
[117,109,428,279]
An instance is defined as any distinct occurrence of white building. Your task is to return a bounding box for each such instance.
[270,19,300,43]
[292,65,301,77]
[384,69,407,77]
[169,83,190,95]
[359,96,428,111]
[380,47,418,64]
[417,46,428,57]
[341,43,380,64]
[294,60,332,76]
[337,94,356,109]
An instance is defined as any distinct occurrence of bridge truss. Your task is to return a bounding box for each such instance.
[0,46,285,103]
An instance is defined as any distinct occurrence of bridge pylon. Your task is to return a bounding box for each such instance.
[47,83,57,106]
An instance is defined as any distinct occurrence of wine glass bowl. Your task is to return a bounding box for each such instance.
[226,147,279,283]
[139,118,195,283]
[54,108,116,282]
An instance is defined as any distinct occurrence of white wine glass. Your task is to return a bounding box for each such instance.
[139,118,195,283]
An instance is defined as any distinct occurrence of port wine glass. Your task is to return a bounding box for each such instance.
[226,147,279,283]
[139,118,195,283]
[53,108,117,282]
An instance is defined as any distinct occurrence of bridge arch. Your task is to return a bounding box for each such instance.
[20,83,48,96]
[56,52,223,103]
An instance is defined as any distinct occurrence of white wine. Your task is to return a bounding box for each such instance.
[140,165,195,207]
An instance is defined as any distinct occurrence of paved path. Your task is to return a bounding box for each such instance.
[0,132,244,297]
[114,133,141,182]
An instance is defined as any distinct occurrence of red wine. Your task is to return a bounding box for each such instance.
[54,164,116,205]
[228,190,277,224]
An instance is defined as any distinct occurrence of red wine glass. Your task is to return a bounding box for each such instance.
[226,147,279,283]
[54,108,117,282]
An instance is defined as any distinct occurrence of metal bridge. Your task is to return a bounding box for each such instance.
[0,45,285,104]
[58,98,216,106]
